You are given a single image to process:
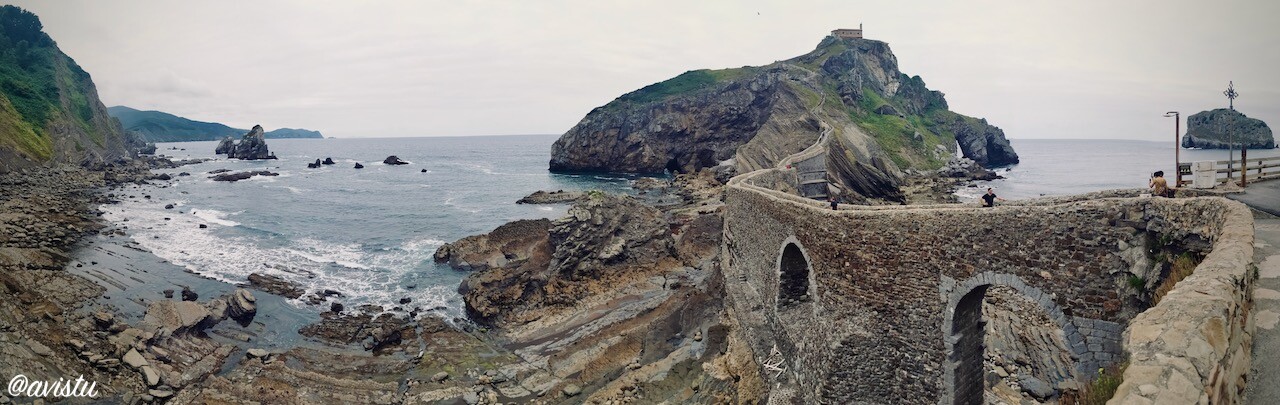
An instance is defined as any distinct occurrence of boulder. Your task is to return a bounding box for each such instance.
[246,348,269,359]
[180,287,198,301]
[140,143,158,155]
[1181,108,1275,149]
[142,300,216,336]
[227,288,257,324]
[354,163,364,169]
[383,155,409,165]
[434,219,552,271]
[246,273,305,298]
[322,157,335,165]
[307,159,322,169]
[214,137,235,155]
[122,348,148,369]
[227,125,278,160]
[209,170,279,182]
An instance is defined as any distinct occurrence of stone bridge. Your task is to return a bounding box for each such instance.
[722,167,1256,404]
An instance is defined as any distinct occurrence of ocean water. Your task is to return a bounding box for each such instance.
[956,139,1280,201]
[106,137,1278,317]
[105,135,643,318]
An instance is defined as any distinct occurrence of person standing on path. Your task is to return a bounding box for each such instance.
[829,195,839,210]
[981,188,1004,208]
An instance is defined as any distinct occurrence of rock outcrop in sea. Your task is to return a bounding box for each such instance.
[1181,108,1275,149]
[217,125,277,160]
[214,137,234,154]
[549,35,1018,202]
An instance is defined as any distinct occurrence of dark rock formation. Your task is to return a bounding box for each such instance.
[383,155,409,165]
[307,159,322,168]
[209,170,279,182]
[226,288,257,325]
[322,157,335,165]
[354,163,364,169]
[455,194,675,326]
[548,35,1018,200]
[246,273,305,299]
[221,125,277,160]
[140,143,158,155]
[215,137,234,154]
[180,287,198,301]
[434,219,553,271]
[516,190,585,204]
[1181,108,1275,149]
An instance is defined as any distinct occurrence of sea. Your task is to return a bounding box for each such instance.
[97,136,1279,324]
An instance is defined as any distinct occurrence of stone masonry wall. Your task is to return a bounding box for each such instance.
[1109,199,1255,405]
[722,169,1251,404]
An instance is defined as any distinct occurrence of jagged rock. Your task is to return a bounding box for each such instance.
[322,157,335,165]
[227,288,257,324]
[142,300,216,336]
[208,168,231,174]
[122,348,148,369]
[434,219,552,271]
[141,365,160,386]
[458,194,673,326]
[214,137,235,154]
[383,155,409,165]
[140,143,157,155]
[1018,376,1055,400]
[225,125,277,160]
[246,273,304,298]
[549,35,1018,199]
[209,170,279,182]
[330,302,344,314]
[180,286,198,301]
[516,190,584,204]
[354,163,364,169]
[874,104,902,117]
[1181,108,1275,149]
[308,159,322,169]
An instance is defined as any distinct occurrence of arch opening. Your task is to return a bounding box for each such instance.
[949,284,1078,405]
[778,242,811,308]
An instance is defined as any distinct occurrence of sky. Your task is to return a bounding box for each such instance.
[10,0,1279,141]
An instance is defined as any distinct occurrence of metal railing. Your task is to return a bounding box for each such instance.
[1178,154,1280,187]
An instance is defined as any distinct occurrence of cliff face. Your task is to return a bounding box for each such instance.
[0,6,142,173]
[550,35,1018,201]
[1181,108,1275,149]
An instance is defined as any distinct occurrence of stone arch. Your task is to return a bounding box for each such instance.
[776,236,814,308]
[940,272,1085,405]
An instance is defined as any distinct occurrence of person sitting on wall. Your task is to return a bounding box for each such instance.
[1149,171,1173,197]
[981,188,1004,208]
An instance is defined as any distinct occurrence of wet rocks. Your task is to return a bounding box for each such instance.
[221,125,278,160]
[354,163,364,169]
[142,300,215,337]
[209,170,279,182]
[227,288,257,324]
[937,157,1002,181]
[180,286,198,301]
[246,348,269,359]
[382,155,409,165]
[434,219,552,272]
[307,159,323,168]
[516,190,584,204]
[214,137,235,154]
[246,273,305,299]
[322,157,335,165]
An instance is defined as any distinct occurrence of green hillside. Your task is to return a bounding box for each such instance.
[108,105,324,142]
[0,5,140,170]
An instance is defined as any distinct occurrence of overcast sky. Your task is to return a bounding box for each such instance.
[11,0,1279,140]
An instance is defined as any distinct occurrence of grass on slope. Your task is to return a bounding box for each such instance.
[847,88,953,170]
[0,93,50,159]
[613,67,755,106]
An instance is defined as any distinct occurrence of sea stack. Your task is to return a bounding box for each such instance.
[219,125,278,160]
[1181,108,1275,149]
[214,137,234,154]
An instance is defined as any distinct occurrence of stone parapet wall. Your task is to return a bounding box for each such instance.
[1109,200,1255,405]
[723,172,1253,404]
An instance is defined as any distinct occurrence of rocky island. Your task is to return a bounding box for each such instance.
[214,125,277,160]
[1181,108,1275,149]
[550,35,1018,203]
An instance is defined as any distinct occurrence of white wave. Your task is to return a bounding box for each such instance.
[191,209,240,227]
[538,206,554,211]
[100,199,465,316]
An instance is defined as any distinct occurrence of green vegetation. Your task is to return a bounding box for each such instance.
[0,5,100,159]
[848,88,953,170]
[1154,252,1200,305]
[613,67,753,106]
[1126,275,1146,291]
[1063,362,1127,405]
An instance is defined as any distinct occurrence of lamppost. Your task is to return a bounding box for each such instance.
[1165,111,1180,185]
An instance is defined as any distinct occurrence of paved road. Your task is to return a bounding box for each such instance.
[1229,179,1280,217]
[1246,212,1280,404]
